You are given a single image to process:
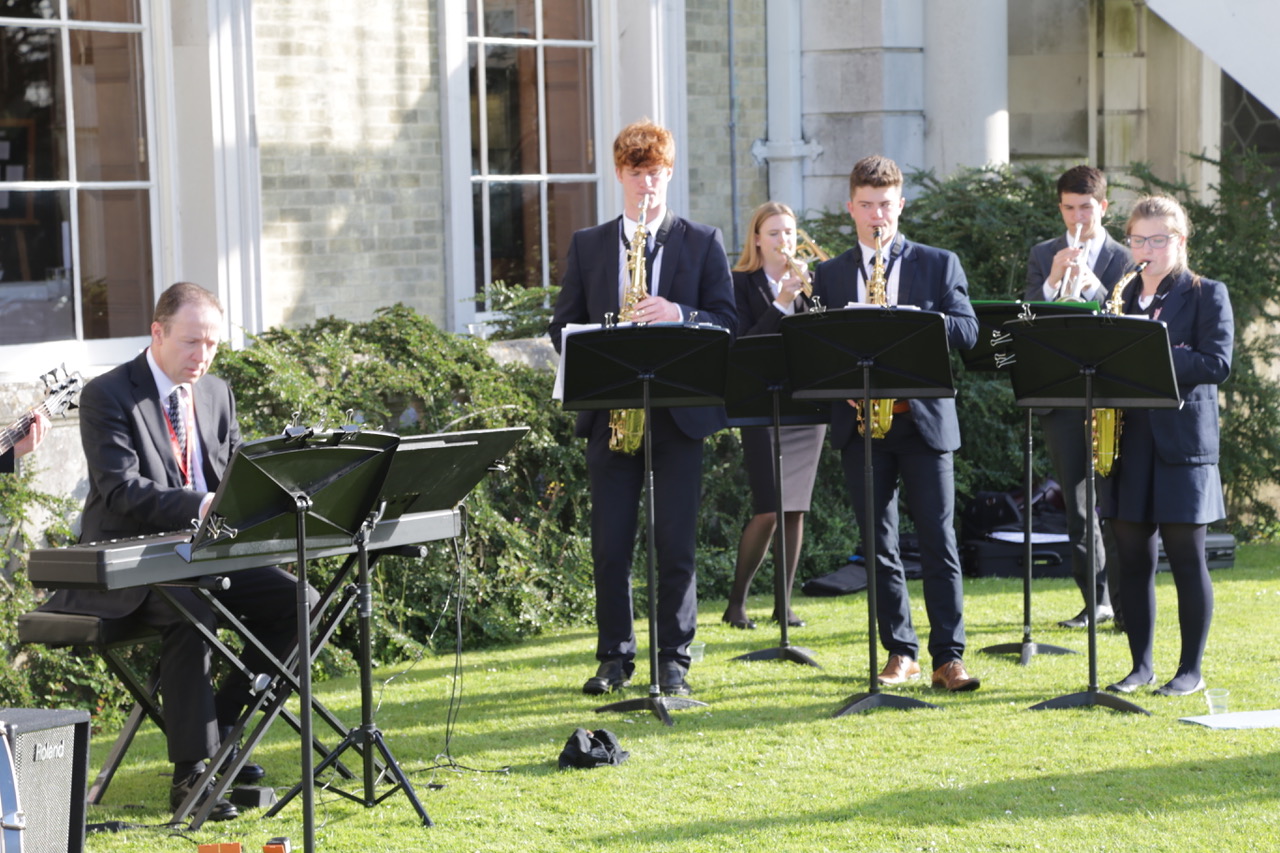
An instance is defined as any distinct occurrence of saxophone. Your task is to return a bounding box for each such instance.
[608,194,652,454]
[856,227,896,439]
[1093,261,1148,476]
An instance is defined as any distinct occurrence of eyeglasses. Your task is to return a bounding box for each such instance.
[1125,234,1179,249]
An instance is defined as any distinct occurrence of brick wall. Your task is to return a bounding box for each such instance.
[684,0,769,257]
[251,0,446,329]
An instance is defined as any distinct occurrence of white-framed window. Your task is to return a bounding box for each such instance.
[0,0,159,363]
[466,0,599,313]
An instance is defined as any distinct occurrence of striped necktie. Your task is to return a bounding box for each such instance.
[166,386,193,486]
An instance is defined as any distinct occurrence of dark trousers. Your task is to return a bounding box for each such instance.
[585,408,703,669]
[839,411,966,671]
[137,565,316,764]
[1038,408,1114,612]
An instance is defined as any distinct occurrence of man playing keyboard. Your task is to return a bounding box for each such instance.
[45,282,313,821]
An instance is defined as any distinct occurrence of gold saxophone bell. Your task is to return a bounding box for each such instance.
[856,226,896,439]
[1093,261,1148,476]
[608,194,653,454]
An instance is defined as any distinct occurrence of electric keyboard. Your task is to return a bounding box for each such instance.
[27,508,460,591]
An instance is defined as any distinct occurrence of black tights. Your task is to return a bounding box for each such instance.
[1111,520,1213,690]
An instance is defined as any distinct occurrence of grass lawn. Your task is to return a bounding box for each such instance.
[81,544,1280,852]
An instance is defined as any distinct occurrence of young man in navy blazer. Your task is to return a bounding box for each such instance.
[812,155,981,692]
[548,120,736,697]
[1025,165,1134,630]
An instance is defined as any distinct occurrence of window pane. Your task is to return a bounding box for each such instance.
[79,187,152,339]
[544,0,591,41]
[547,181,595,285]
[469,44,481,173]
[0,189,74,344]
[467,0,479,37]
[472,182,486,303]
[483,0,535,39]
[1,27,71,181]
[483,45,539,176]
[67,0,140,24]
[0,1,57,20]
[488,182,541,289]
[545,47,591,174]
[71,28,147,181]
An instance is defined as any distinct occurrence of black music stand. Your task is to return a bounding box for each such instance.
[724,334,826,668]
[265,426,526,826]
[179,427,400,850]
[563,322,730,725]
[967,301,1085,664]
[1005,313,1180,715]
[782,307,953,716]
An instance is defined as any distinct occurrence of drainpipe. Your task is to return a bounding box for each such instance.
[751,0,822,215]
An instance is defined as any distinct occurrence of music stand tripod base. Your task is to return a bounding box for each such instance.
[731,644,821,667]
[980,639,1077,668]
[595,692,708,727]
[1029,689,1150,716]
[834,688,939,717]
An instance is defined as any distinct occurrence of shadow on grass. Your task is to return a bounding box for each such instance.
[580,749,1280,846]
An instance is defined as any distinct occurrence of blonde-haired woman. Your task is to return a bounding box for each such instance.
[1103,195,1233,697]
[722,202,827,629]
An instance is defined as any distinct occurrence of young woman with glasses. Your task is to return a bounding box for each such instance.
[1102,195,1234,697]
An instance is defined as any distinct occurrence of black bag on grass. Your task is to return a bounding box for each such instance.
[558,728,629,769]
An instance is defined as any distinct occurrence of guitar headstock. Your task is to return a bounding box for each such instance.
[40,365,83,417]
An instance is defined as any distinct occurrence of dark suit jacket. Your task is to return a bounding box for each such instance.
[734,268,815,336]
[810,238,978,454]
[51,351,240,619]
[1122,271,1233,465]
[0,449,12,474]
[548,213,738,440]
[1025,232,1132,301]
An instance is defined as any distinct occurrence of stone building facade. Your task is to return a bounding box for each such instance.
[2,0,1276,519]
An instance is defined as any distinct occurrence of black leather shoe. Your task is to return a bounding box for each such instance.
[773,613,806,628]
[1058,605,1113,629]
[216,728,266,784]
[583,659,632,695]
[170,766,238,822]
[721,614,757,630]
[658,660,693,696]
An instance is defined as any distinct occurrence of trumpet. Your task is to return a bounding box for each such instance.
[1093,261,1148,477]
[779,228,830,297]
[1055,223,1087,302]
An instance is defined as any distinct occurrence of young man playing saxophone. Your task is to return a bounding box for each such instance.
[548,120,737,697]
[1025,165,1133,630]
[812,155,982,692]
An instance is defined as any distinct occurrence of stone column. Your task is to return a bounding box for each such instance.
[922,0,1010,175]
